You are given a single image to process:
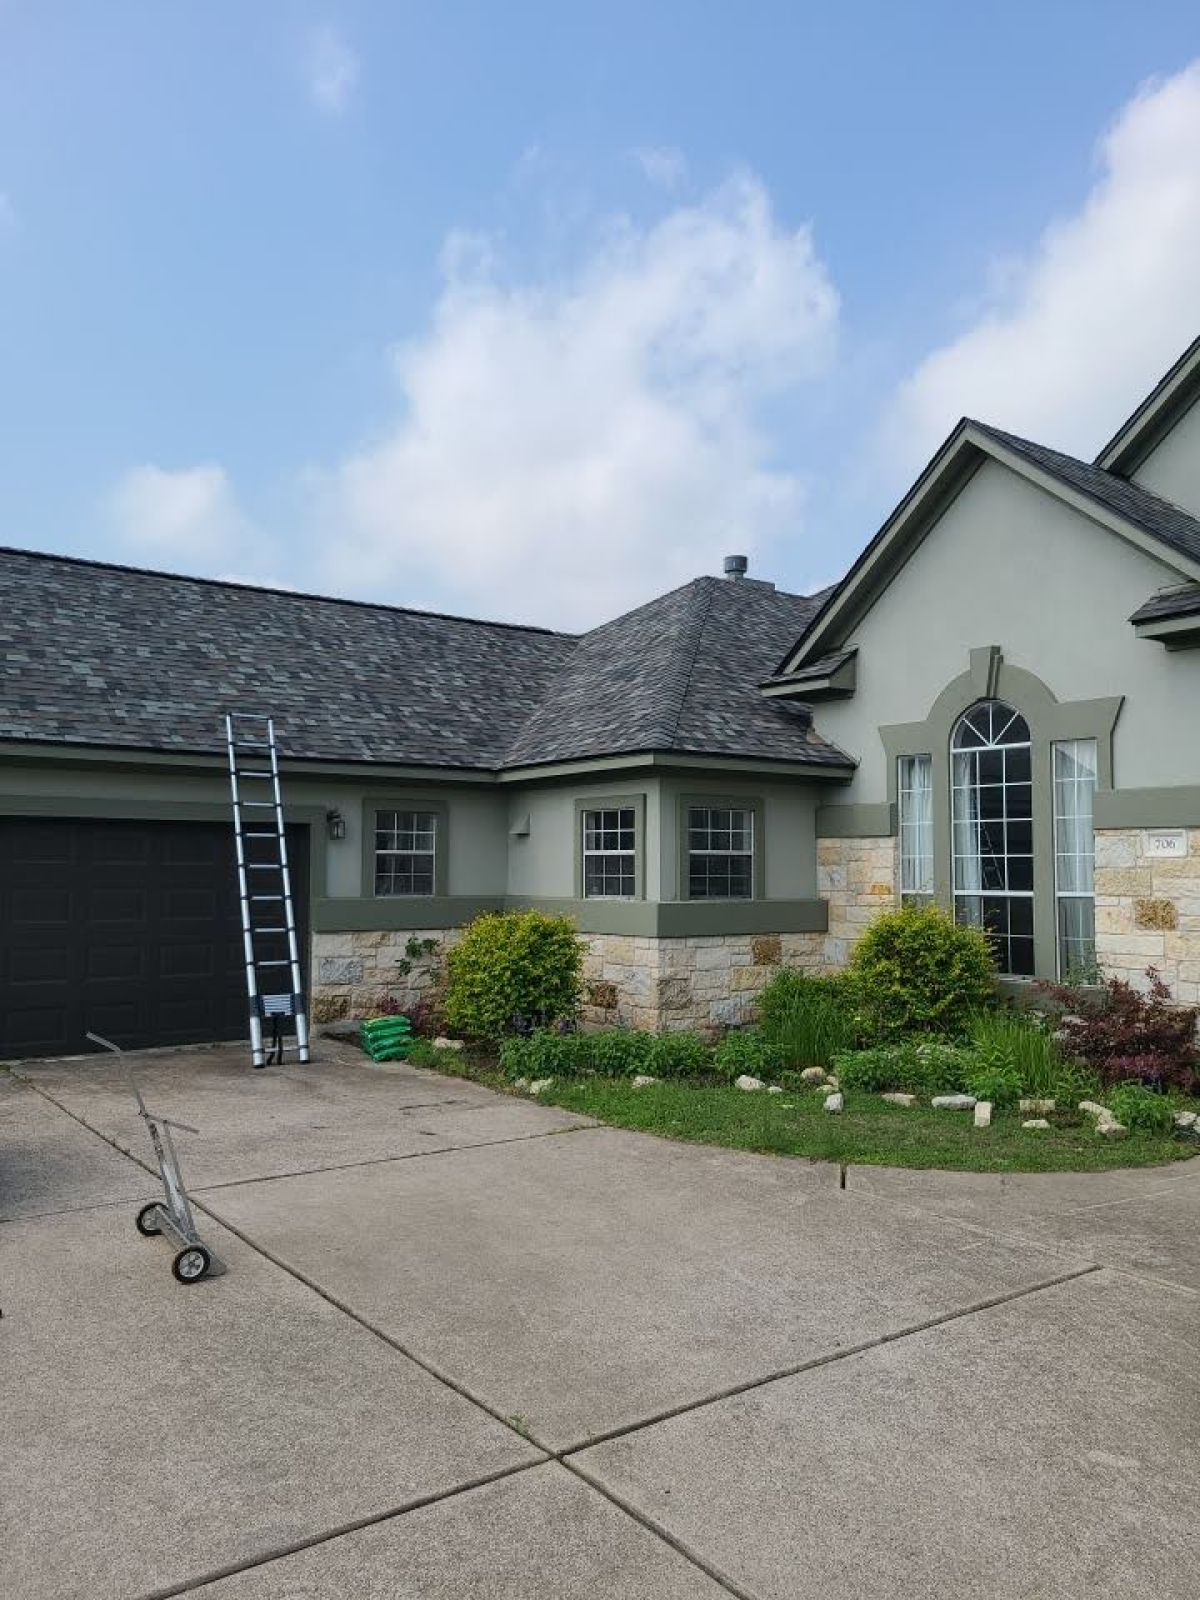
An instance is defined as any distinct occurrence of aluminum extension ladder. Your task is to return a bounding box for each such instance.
[224,713,311,1068]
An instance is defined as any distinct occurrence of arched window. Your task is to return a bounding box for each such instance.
[951,701,1034,975]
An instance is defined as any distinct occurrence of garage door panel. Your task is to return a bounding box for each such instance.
[0,819,308,1058]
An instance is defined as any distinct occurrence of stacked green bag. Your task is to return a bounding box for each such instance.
[361,1014,415,1061]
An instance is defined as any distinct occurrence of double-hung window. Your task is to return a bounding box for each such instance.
[374,809,437,896]
[898,754,934,903]
[582,807,637,898]
[687,804,754,899]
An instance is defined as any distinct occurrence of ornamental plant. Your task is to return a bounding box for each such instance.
[847,905,996,1041]
[1105,1079,1176,1135]
[1039,968,1199,1093]
[443,911,583,1043]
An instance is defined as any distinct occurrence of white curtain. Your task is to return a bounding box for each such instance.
[952,750,982,894]
[1054,739,1097,893]
[899,755,934,895]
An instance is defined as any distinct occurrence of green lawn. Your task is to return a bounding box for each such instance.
[532,1078,1198,1174]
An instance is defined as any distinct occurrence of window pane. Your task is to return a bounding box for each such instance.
[898,755,934,896]
[582,807,636,898]
[1054,739,1097,976]
[374,810,437,896]
[952,702,1033,966]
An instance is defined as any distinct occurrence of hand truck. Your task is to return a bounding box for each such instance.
[86,1032,225,1284]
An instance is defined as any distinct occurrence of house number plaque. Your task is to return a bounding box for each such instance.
[1140,829,1187,859]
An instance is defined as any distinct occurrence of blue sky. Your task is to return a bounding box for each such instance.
[2,3,1199,627]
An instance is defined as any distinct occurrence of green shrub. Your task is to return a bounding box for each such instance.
[498,1030,584,1080]
[1050,1060,1103,1109]
[1106,1080,1175,1135]
[586,1029,656,1077]
[968,1007,1061,1097]
[963,1049,1024,1108]
[756,969,859,1066]
[713,1029,788,1083]
[833,1041,972,1095]
[848,905,996,1041]
[444,911,583,1043]
[648,1031,713,1079]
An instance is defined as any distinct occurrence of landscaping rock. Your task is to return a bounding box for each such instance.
[881,1092,917,1107]
[826,1076,840,1090]
[631,1075,659,1088]
[973,1101,993,1129]
[766,1085,785,1095]
[799,1067,827,1084]
[433,1036,464,1052]
[931,1094,977,1110]
[1022,1118,1051,1130]
[512,1078,529,1090]
[1079,1100,1108,1119]
[527,1078,554,1095]
[735,1075,765,1092]
[1019,1098,1055,1113]
[817,1083,838,1095]
[822,1092,844,1113]
[1174,1110,1199,1128]
[1096,1116,1128,1139]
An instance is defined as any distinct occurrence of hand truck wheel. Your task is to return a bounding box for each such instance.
[172,1244,212,1284]
[135,1202,163,1236]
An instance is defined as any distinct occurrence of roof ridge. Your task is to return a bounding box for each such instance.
[0,543,576,641]
[662,579,719,748]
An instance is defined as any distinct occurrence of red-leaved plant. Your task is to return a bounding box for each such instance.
[1038,967,1199,1093]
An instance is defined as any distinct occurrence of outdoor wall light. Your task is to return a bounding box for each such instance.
[326,809,347,841]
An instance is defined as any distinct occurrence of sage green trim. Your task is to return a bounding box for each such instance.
[499,751,852,784]
[816,801,897,839]
[314,895,502,933]
[677,792,766,903]
[760,654,857,701]
[361,796,449,901]
[0,794,328,908]
[879,655,1123,979]
[503,896,828,936]
[1094,786,1200,830]
[0,740,498,785]
[573,793,647,900]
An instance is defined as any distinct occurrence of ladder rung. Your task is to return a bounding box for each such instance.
[243,829,279,837]
[253,926,288,934]
[240,800,277,808]
[250,894,284,901]
[257,959,292,967]
[233,740,272,749]
[247,863,282,871]
[236,770,275,779]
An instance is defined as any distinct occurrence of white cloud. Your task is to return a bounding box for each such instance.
[315,173,838,626]
[633,146,687,188]
[883,61,1200,473]
[306,24,359,115]
[107,464,262,568]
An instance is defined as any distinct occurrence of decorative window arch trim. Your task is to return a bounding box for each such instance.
[879,650,1122,977]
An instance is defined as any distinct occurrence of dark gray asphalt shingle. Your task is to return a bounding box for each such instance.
[0,549,575,768]
[972,423,1200,568]
[504,577,852,768]
[0,549,851,771]
[1129,584,1200,624]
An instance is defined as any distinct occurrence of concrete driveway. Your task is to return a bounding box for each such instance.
[3,1042,1197,1600]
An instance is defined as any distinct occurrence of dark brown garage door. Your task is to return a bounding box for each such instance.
[0,818,309,1059]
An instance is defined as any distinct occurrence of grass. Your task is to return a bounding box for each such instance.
[532,1078,1198,1174]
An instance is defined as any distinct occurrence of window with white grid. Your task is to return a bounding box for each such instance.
[582,807,637,898]
[1053,738,1098,979]
[687,805,754,899]
[898,753,934,903]
[374,809,437,896]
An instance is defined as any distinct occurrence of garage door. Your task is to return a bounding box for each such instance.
[0,818,309,1059]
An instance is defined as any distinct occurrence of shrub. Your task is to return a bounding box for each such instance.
[713,1029,788,1083]
[498,1030,585,1080]
[833,1041,971,1095]
[443,911,583,1043]
[648,1031,713,1079]
[756,969,858,1067]
[586,1029,656,1077]
[848,905,996,1041]
[1049,1059,1103,1110]
[1039,968,1199,1093]
[1106,1080,1175,1136]
[969,1007,1061,1097]
[963,1050,1024,1109]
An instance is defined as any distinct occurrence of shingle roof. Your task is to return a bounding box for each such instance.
[505,577,852,769]
[0,548,575,768]
[760,650,855,689]
[0,547,852,773]
[1129,584,1200,624]
[971,423,1200,568]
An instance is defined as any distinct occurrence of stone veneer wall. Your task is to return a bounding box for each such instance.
[1095,828,1200,1006]
[311,929,461,1024]
[816,835,899,968]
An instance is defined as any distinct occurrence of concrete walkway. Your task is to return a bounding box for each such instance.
[3,1043,1197,1599]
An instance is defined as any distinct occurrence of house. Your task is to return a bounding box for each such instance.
[3,337,1200,1057]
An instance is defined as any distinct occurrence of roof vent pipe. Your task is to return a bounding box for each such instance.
[723,554,748,581]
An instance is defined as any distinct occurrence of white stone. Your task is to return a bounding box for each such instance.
[817,1082,839,1095]
[527,1078,554,1095]
[512,1078,529,1090]
[433,1036,464,1052]
[1022,1118,1051,1130]
[766,1084,785,1095]
[1096,1117,1128,1139]
[1079,1100,1108,1119]
[931,1094,977,1110]
[823,1092,844,1113]
[825,1075,840,1090]
[631,1074,659,1088]
[1019,1098,1055,1113]
[799,1067,827,1084]
[973,1101,993,1129]
[881,1092,917,1107]
[1174,1110,1198,1128]
[735,1075,765,1092]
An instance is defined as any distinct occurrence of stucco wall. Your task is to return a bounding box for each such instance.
[505,778,663,899]
[656,774,821,901]
[811,459,1200,799]
[1130,394,1200,520]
